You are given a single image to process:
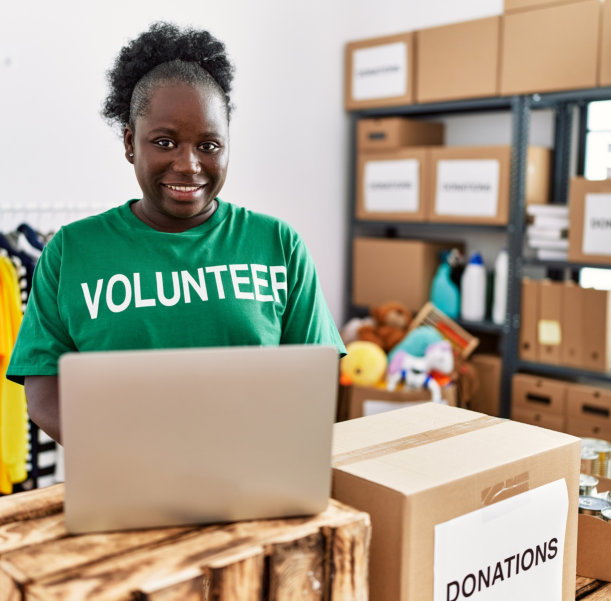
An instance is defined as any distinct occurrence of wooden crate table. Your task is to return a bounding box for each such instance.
[0,485,370,601]
[576,576,611,600]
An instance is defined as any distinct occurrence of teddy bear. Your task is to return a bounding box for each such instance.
[357,301,413,354]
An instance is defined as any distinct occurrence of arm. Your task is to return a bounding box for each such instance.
[24,376,61,444]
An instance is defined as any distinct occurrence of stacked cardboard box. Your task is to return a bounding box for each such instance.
[519,278,611,372]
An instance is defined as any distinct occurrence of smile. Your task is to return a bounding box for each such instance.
[163,184,203,192]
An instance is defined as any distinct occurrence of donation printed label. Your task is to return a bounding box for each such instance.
[435,160,500,217]
[434,478,568,601]
[352,42,407,101]
[583,193,611,256]
[364,159,419,213]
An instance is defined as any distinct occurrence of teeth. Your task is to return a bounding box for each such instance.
[166,185,201,192]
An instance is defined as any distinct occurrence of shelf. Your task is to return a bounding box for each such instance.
[517,360,611,383]
[351,86,611,118]
[522,258,611,271]
[353,220,508,234]
[455,318,503,335]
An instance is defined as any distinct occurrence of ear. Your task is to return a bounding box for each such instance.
[124,125,135,163]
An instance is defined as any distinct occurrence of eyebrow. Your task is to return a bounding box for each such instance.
[148,127,225,138]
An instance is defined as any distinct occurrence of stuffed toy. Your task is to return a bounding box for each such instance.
[340,341,388,387]
[340,316,376,346]
[386,340,454,403]
[357,301,413,353]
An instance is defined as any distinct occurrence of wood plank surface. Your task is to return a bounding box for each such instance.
[22,501,369,601]
[0,485,63,525]
[202,547,265,601]
[0,513,66,554]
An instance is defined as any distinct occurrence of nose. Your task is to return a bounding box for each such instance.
[173,146,201,175]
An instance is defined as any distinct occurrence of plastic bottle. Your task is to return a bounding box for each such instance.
[492,248,509,325]
[430,254,460,319]
[460,252,486,322]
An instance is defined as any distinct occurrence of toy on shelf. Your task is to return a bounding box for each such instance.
[356,301,413,353]
[386,340,454,403]
[340,341,388,387]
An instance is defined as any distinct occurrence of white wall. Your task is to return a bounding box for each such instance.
[0,0,503,324]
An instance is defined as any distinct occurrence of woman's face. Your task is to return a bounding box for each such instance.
[124,82,229,232]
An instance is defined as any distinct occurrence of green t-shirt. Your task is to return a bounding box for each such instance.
[7,199,345,383]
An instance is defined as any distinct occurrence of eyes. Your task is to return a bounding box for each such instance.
[153,139,221,153]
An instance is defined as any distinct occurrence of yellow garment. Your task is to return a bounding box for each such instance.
[0,256,28,493]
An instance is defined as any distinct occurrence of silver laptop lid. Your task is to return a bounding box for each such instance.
[59,345,338,533]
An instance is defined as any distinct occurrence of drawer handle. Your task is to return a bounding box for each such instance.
[368,132,387,140]
[582,404,610,418]
[526,393,551,406]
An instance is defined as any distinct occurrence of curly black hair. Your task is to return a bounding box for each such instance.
[102,22,234,130]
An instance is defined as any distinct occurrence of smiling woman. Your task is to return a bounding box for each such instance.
[6,22,346,443]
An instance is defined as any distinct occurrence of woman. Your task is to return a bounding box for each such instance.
[7,22,345,443]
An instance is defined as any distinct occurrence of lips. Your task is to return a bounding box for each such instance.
[162,183,206,202]
[163,184,204,192]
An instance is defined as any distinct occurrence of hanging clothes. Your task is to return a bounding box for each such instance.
[0,254,28,493]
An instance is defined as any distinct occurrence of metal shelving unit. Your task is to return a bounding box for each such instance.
[344,86,611,418]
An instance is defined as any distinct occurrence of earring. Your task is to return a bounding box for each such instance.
[129,153,134,158]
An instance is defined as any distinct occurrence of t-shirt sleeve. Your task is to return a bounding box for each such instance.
[280,236,346,356]
[6,231,76,384]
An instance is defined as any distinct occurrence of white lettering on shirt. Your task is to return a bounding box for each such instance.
[106,274,132,313]
[230,264,255,300]
[80,264,288,319]
[156,271,180,307]
[81,279,104,319]
[134,273,156,308]
[251,264,274,302]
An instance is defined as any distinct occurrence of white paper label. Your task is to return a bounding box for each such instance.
[364,159,420,213]
[435,160,500,217]
[434,479,568,601]
[352,42,407,101]
[363,399,428,416]
[583,193,611,256]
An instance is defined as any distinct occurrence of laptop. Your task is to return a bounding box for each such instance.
[58,344,339,534]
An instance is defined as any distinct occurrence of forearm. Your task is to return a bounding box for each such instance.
[24,376,61,444]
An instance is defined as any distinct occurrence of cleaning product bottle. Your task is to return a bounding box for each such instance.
[492,248,509,325]
[460,252,486,322]
[430,252,460,319]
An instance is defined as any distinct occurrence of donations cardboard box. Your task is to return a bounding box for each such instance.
[568,177,611,266]
[504,0,579,11]
[356,148,430,221]
[428,146,550,224]
[352,237,456,312]
[537,279,564,365]
[357,117,444,152]
[336,384,457,422]
[463,354,502,416]
[416,17,501,103]
[577,513,611,581]
[345,32,415,110]
[332,403,581,601]
[566,383,611,440]
[520,278,540,361]
[500,0,600,95]
[511,373,567,433]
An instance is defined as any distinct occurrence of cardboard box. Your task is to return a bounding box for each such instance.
[600,0,611,86]
[566,383,611,440]
[560,282,584,368]
[332,403,580,601]
[500,0,600,95]
[511,373,567,431]
[538,280,564,365]
[416,17,501,103]
[465,354,502,416]
[504,0,584,11]
[568,177,611,266]
[520,278,540,361]
[582,288,611,372]
[345,32,415,111]
[428,146,550,224]
[352,237,455,312]
[357,117,444,152]
[525,147,552,206]
[356,148,429,221]
[577,514,611,581]
[337,384,457,421]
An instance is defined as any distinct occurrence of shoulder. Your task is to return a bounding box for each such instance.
[221,201,301,241]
